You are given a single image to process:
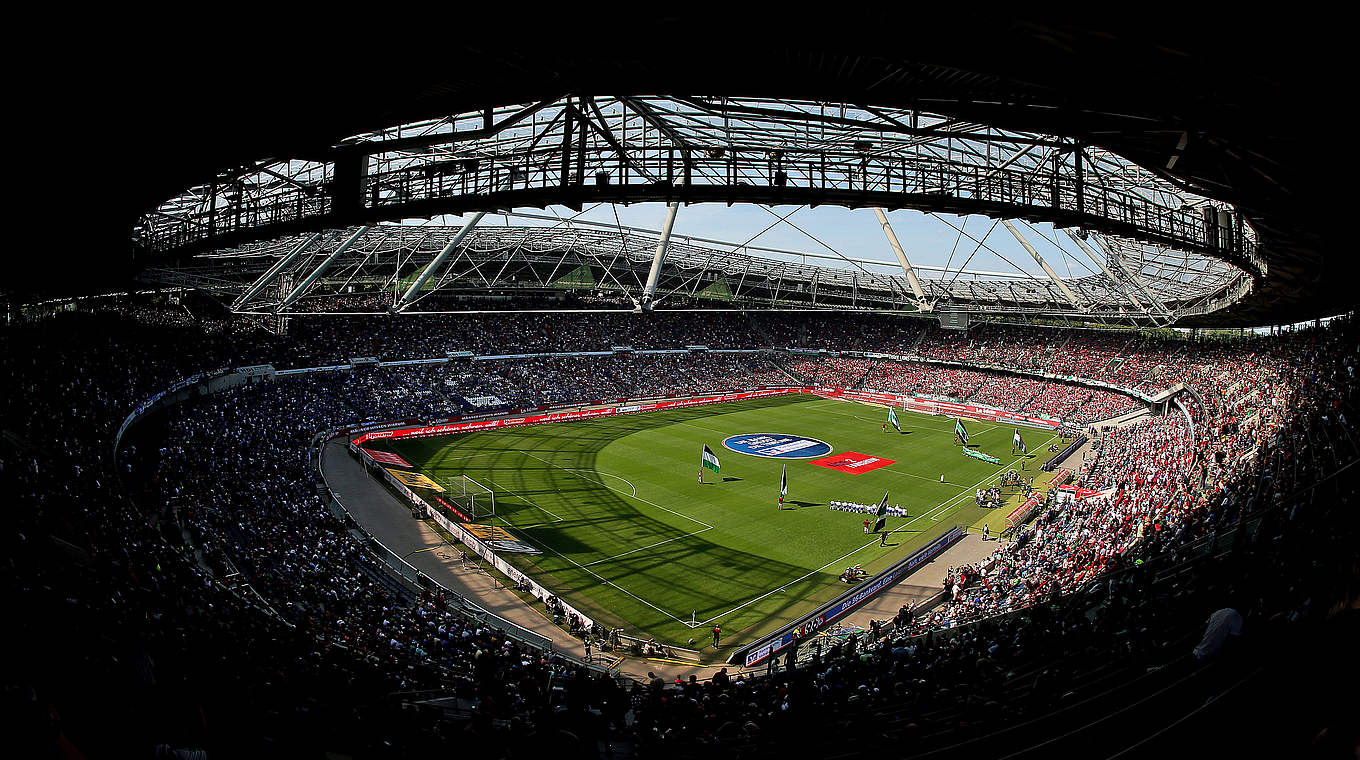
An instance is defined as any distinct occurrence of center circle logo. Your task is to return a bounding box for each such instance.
[721,433,833,459]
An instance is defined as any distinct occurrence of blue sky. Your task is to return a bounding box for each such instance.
[417,203,1103,283]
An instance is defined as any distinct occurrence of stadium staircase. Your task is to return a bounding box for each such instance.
[769,354,810,385]
[1101,333,1142,377]
[741,310,780,348]
[850,360,877,390]
[905,323,930,356]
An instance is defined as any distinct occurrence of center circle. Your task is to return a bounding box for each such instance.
[721,433,833,459]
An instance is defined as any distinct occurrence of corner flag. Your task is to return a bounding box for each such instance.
[1012,428,1025,453]
[955,419,969,445]
[871,491,890,533]
[701,445,721,474]
[888,406,900,432]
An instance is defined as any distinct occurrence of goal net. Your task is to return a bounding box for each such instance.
[438,474,496,521]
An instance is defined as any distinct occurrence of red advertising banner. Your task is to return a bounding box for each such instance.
[361,448,412,467]
[809,451,897,474]
[352,388,811,446]
[350,384,1064,450]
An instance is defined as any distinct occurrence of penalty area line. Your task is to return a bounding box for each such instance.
[566,468,637,497]
[696,437,1058,628]
[465,473,565,524]
[580,527,714,568]
[521,531,692,627]
[697,534,889,627]
[912,431,1061,523]
[522,452,714,530]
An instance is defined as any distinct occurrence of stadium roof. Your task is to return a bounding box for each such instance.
[26,13,1342,326]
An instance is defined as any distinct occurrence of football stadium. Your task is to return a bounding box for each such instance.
[9,16,1356,760]
[359,394,1061,648]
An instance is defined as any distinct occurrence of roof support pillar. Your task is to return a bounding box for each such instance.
[1001,220,1082,309]
[1063,230,1146,311]
[233,232,321,310]
[640,200,680,310]
[395,213,488,310]
[1093,240,1174,320]
[872,208,928,308]
[277,226,370,310]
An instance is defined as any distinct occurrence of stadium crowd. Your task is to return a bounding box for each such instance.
[859,361,1139,424]
[5,296,1357,757]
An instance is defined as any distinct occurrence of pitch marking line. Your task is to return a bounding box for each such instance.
[696,431,1058,627]
[463,473,565,523]
[567,468,637,497]
[522,540,691,626]
[433,452,496,465]
[460,466,692,625]
[881,467,961,485]
[908,431,1060,524]
[696,534,890,627]
[580,526,715,568]
[522,452,714,531]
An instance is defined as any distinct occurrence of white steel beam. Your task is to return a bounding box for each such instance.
[1063,230,1147,311]
[640,201,679,310]
[232,232,321,310]
[872,208,928,307]
[395,213,488,310]
[507,210,1033,279]
[1001,220,1082,308]
[1088,236,1174,319]
[277,226,371,310]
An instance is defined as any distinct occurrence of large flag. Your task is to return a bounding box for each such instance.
[955,419,969,445]
[871,491,890,533]
[1012,428,1025,453]
[701,444,722,474]
[780,463,788,497]
[887,406,900,432]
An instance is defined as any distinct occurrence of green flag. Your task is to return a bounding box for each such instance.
[955,419,969,445]
[872,492,890,533]
[701,444,721,473]
[887,406,900,432]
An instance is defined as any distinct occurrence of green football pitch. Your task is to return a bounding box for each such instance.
[370,394,1058,652]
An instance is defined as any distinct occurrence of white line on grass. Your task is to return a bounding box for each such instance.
[515,534,692,626]
[696,534,889,627]
[466,474,565,523]
[522,452,714,530]
[435,452,495,465]
[567,469,637,497]
[454,459,692,625]
[881,467,961,485]
[580,526,714,567]
[698,431,1058,627]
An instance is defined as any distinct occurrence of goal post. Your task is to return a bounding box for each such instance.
[439,474,496,521]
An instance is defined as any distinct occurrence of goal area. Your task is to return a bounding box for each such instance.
[438,474,496,520]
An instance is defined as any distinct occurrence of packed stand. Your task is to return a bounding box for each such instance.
[6,295,1358,758]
